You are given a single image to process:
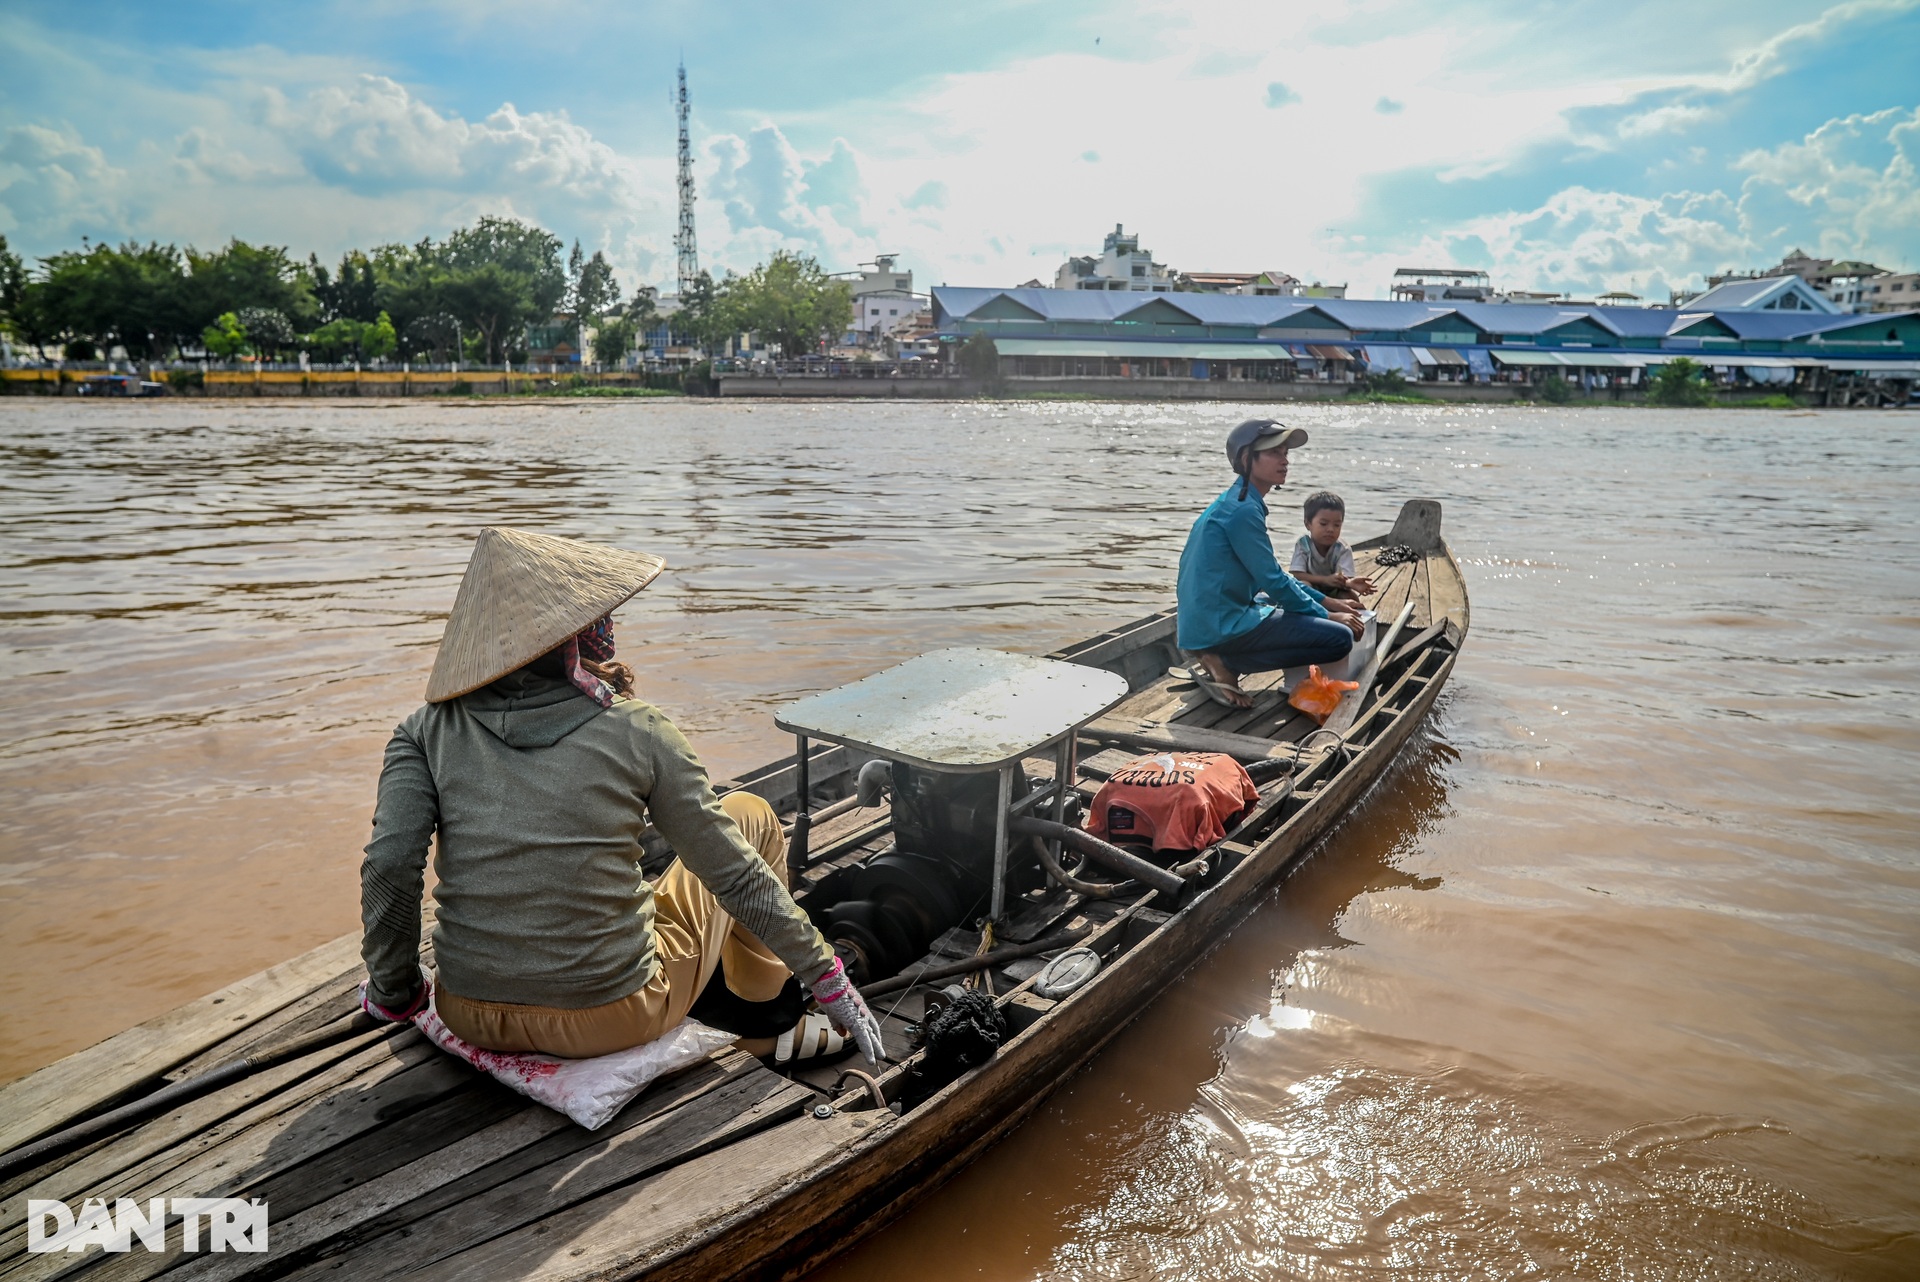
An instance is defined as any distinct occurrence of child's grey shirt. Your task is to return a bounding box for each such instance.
[1290,534,1355,578]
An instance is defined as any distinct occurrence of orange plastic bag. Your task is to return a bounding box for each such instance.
[1287,664,1359,725]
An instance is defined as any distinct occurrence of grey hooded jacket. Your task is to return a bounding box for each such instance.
[359,669,833,1011]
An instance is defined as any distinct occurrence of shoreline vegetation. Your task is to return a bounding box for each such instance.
[0,219,849,377]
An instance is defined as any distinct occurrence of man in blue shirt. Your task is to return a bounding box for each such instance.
[1176,420,1363,708]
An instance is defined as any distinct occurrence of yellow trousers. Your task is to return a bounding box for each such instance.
[438,791,792,1058]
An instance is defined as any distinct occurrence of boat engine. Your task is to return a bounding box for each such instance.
[820,762,1042,984]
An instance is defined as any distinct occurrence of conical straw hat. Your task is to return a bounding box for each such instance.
[425,527,666,702]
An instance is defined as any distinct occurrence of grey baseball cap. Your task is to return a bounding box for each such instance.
[1224,419,1308,470]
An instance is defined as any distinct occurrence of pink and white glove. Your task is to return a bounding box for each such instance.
[359,975,431,1024]
[808,958,885,1065]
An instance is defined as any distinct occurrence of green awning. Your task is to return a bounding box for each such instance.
[991,338,1294,361]
[1493,349,1649,368]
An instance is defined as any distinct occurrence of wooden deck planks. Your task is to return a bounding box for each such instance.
[0,1021,403,1213]
[0,1032,434,1273]
[266,1051,762,1277]
[275,1066,816,1282]
[0,935,364,1155]
[410,1110,883,1282]
[1368,559,1420,628]
[1428,552,1469,638]
[1084,715,1302,762]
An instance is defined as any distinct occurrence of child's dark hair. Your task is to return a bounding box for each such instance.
[1303,491,1345,523]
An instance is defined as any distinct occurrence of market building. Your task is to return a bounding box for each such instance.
[930,287,1920,392]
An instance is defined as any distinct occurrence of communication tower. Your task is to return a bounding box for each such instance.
[675,59,699,296]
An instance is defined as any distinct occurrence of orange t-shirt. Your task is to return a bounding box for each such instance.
[1086,752,1260,852]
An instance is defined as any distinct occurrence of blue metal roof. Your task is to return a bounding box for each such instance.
[1686,276,1837,314]
[931,285,1919,355]
[1713,311,1884,339]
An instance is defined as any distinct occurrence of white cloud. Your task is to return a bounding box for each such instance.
[1722,0,1919,91]
[1735,106,1920,264]
[1617,102,1720,139]
[262,75,641,210]
[1397,185,1754,299]
[0,124,130,242]
[2,0,1915,303]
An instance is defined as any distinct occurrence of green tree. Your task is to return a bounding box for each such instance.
[368,239,447,343]
[37,241,188,358]
[237,306,295,360]
[438,262,530,365]
[958,331,1000,380]
[401,312,461,362]
[712,252,852,357]
[0,235,24,338]
[624,285,660,335]
[7,275,63,360]
[363,310,398,362]
[308,318,365,362]
[1536,373,1572,404]
[569,246,620,321]
[184,239,317,335]
[1646,356,1714,407]
[437,217,565,361]
[673,270,722,351]
[202,311,249,361]
[311,251,381,323]
[591,314,638,366]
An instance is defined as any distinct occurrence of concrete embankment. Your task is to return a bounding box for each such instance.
[715,375,1526,401]
[714,375,1816,406]
[0,369,671,397]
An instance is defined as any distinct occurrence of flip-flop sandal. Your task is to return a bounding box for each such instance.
[774,1010,847,1064]
[1168,657,1251,709]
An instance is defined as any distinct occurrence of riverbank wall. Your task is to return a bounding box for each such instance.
[713,376,1838,407]
[0,368,672,397]
[0,367,1865,408]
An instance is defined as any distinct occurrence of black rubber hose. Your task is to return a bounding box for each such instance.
[1029,835,1132,899]
[861,926,1093,997]
[1008,816,1187,897]
[0,1013,395,1181]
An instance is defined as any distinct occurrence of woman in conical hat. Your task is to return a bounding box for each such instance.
[357,527,882,1066]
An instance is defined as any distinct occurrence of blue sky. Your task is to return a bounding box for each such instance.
[2,1,1916,300]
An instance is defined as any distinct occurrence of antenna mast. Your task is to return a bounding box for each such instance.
[675,59,699,295]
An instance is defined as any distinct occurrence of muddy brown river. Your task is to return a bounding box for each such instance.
[2,399,1915,1278]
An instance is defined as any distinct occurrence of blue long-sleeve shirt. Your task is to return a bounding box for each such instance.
[1176,483,1327,651]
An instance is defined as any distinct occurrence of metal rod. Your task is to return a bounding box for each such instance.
[788,734,811,876]
[779,789,866,837]
[1051,734,1076,871]
[861,926,1094,997]
[990,763,1012,920]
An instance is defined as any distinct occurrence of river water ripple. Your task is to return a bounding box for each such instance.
[2,399,1916,1278]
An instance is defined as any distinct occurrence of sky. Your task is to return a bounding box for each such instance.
[2,0,1917,301]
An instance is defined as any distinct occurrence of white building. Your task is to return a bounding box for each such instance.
[848,255,921,346]
[1860,271,1920,313]
[1179,269,1347,298]
[1390,267,1492,303]
[1054,225,1176,292]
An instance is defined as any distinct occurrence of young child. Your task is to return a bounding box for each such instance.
[1290,491,1375,599]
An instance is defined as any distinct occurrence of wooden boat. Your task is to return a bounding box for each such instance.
[0,499,1468,1282]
